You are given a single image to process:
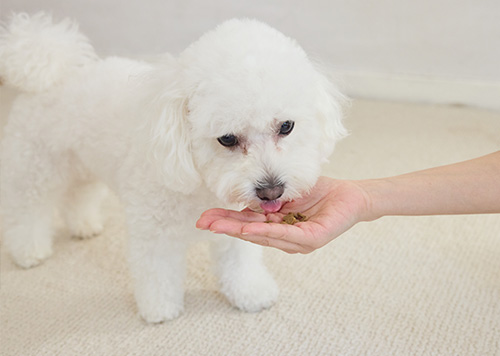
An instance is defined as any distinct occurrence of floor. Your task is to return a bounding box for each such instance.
[1,96,499,355]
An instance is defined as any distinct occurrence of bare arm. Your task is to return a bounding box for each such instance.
[197,151,500,254]
[361,151,500,220]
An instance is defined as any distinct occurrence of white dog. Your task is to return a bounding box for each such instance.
[0,13,346,322]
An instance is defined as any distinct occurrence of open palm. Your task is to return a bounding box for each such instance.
[196,177,370,254]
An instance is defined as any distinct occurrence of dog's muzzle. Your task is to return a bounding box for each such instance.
[256,184,284,213]
[255,182,284,202]
[254,177,285,213]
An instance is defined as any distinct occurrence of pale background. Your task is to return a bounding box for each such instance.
[1,0,499,110]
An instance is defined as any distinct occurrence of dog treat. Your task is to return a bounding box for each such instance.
[281,212,308,225]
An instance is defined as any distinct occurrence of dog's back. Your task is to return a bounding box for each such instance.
[0,13,154,185]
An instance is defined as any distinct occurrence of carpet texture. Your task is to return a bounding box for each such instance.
[1,97,499,355]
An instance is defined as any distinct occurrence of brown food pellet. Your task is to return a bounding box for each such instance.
[281,212,308,225]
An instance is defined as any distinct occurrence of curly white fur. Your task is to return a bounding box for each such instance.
[0,12,346,322]
[0,12,97,92]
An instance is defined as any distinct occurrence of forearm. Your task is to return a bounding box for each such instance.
[359,151,500,220]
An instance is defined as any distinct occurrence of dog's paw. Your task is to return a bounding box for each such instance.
[10,244,53,269]
[221,269,279,313]
[68,217,104,240]
[134,286,185,323]
[137,300,184,323]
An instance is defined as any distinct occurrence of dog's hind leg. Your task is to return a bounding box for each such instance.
[0,137,65,268]
[62,180,108,239]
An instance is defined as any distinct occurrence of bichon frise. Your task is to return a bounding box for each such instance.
[0,13,346,322]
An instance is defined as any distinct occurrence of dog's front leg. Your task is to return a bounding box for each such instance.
[126,212,187,323]
[212,237,279,313]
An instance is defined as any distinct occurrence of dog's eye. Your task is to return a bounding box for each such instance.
[278,120,294,136]
[217,134,239,147]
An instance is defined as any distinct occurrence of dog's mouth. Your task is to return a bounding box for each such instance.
[259,199,283,214]
[245,199,283,214]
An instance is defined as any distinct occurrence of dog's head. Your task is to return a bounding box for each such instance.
[147,19,347,212]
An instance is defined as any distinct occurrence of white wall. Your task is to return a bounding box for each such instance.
[1,0,499,110]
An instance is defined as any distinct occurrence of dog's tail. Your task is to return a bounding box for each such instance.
[0,12,97,92]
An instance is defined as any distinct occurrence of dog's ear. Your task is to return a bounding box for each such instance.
[314,69,349,161]
[139,61,202,194]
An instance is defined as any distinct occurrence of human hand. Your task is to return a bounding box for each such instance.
[196,177,371,254]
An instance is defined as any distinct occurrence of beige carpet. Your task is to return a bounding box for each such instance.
[1,95,499,355]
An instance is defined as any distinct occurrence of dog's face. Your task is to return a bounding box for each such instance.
[181,20,346,212]
[187,67,330,213]
[147,19,346,211]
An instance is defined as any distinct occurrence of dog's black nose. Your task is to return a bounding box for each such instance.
[256,183,285,201]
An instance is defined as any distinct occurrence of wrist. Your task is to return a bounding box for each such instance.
[353,179,391,222]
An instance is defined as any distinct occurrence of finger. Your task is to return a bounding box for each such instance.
[199,208,265,222]
[203,219,302,252]
[263,213,284,223]
[235,233,307,254]
[241,221,308,242]
[205,218,317,254]
[199,211,327,253]
[245,220,330,251]
[208,218,248,235]
[196,208,266,229]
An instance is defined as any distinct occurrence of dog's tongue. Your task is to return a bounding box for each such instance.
[259,200,283,213]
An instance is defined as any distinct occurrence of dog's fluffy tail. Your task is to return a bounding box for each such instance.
[0,12,97,92]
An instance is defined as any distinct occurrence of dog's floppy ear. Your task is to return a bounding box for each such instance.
[314,69,349,161]
[139,60,202,194]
